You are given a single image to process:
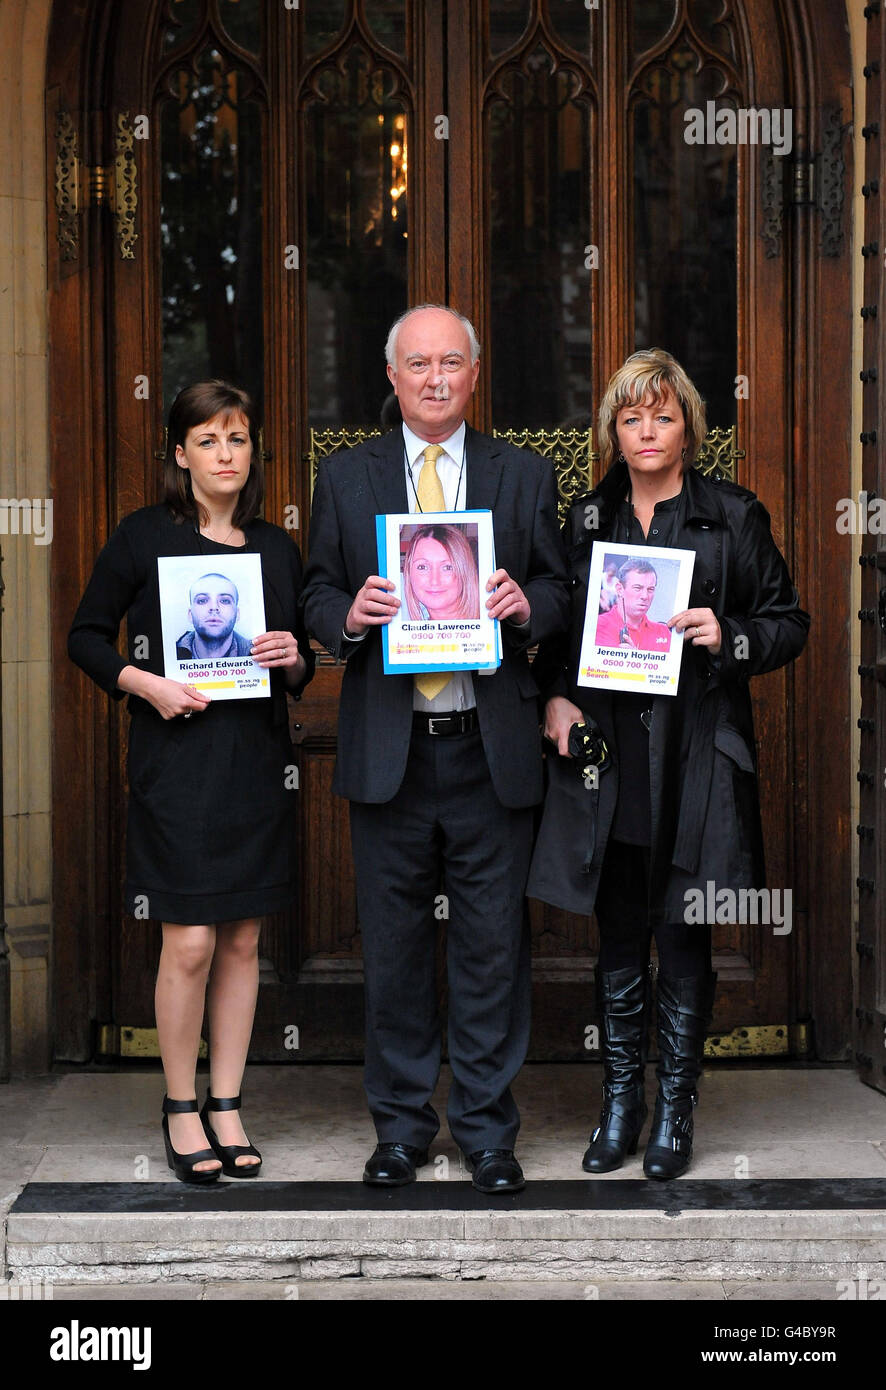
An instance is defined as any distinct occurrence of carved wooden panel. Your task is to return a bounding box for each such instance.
[296,730,361,973]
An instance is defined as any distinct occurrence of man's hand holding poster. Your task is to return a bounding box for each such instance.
[578,541,696,695]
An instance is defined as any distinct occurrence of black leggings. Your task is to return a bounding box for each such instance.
[594,839,712,978]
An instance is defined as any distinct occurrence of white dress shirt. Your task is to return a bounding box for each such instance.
[401,422,475,712]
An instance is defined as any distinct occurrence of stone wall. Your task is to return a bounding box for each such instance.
[0,0,53,1073]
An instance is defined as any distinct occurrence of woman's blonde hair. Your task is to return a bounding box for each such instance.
[597,348,707,473]
[403,524,480,620]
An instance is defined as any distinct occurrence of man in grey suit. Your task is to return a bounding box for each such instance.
[302,304,569,1192]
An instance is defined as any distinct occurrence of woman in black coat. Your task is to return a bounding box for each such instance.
[69,381,314,1182]
[528,349,809,1179]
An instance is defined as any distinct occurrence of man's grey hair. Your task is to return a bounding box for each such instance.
[385,304,481,367]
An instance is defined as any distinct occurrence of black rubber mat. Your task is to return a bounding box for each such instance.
[11,1178,886,1214]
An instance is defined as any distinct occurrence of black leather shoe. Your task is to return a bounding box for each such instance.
[467,1149,525,1194]
[362,1142,429,1187]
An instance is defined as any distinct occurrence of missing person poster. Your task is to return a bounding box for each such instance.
[577,542,696,695]
[376,510,501,675]
[157,554,270,701]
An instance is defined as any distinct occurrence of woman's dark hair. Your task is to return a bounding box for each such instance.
[163,380,264,528]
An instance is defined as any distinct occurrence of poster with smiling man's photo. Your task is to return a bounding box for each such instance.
[157,554,270,700]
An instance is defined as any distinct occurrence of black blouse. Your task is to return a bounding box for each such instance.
[609,490,682,846]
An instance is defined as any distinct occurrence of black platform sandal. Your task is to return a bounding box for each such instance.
[162,1096,222,1184]
[200,1093,263,1178]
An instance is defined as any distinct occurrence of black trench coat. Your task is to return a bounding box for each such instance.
[526,461,810,922]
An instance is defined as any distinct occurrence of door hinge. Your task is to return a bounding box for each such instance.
[791,157,814,205]
[82,164,114,208]
[54,110,138,261]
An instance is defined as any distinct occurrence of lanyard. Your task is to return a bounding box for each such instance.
[405,439,467,513]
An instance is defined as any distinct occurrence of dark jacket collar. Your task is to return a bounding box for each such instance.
[464,423,504,513]
[365,421,504,515]
[366,427,409,515]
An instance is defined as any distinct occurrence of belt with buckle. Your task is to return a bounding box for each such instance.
[412,709,479,737]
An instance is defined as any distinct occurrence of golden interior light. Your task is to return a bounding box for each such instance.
[387,114,407,221]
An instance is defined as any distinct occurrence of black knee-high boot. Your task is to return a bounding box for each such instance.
[643,970,717,1180]
[582,964,651,1173]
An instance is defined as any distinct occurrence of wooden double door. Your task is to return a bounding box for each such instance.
[49,0,852,1062]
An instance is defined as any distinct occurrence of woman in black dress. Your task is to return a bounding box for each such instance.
[69,380,314,1182]
[528,349,809,1179]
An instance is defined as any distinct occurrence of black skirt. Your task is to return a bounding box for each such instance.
[124,699,297,925]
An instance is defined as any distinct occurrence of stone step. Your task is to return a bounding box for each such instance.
[8,1179,886,1284]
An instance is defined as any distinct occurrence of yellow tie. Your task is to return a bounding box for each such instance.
[416,443,445,511]
[414,445,452,701]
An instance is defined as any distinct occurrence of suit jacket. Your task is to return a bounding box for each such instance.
[302,424,570,807]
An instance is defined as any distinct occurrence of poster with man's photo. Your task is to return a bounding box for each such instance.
[157,554,270,701]
[376,510,501,675]
[577,542,696,695]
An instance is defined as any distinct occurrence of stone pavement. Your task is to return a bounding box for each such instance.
[1,1063,885,1294]
[16,1278,854,1300]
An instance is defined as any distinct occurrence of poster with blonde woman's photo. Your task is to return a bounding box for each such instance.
[376,510,501,675]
